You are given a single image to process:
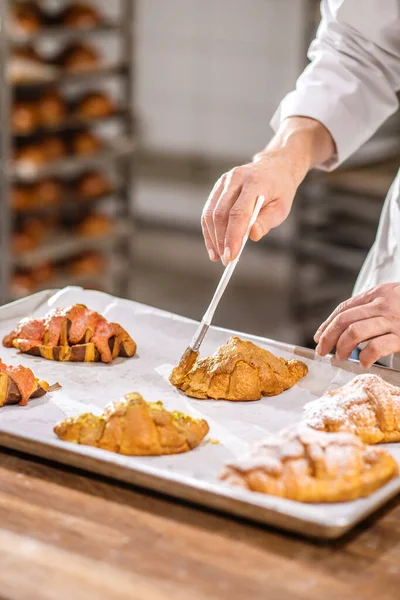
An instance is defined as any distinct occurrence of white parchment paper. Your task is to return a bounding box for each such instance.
[0,286,399,538]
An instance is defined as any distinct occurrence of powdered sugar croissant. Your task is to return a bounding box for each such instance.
[170,336,308,401]
[303,373,400,444]
[54,392,210,456]
[220,424,398,502]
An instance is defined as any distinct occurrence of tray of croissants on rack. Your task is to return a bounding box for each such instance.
[0,286,400,539]
[9,2,121,85]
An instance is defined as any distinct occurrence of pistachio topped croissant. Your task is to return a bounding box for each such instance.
[170,336,308,401]
[54,392,210,456]
[3,304,136,363]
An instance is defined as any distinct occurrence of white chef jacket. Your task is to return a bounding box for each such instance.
[271,0,400,287]
[270,0,400,365]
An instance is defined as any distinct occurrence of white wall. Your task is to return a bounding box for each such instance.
[135,0,308,159]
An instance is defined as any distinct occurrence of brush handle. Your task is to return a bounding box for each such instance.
[190,195,265,350]
[202,195,265,326]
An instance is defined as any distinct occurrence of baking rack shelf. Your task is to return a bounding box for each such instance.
[12,188,124,217]
[12,220,131,269]
[0,0,136,304]
[12,137,136,182]
[10,262,127,302]
[10,22,119,45]
[13,109,129,139]
[10,62,128,88]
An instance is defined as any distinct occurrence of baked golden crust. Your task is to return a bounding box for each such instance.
[0,359,49,406]
[170,336,308,401]
[3,304,136,363]
[220,424,399,502]
[303,373,400,444]
[54,392,210,456]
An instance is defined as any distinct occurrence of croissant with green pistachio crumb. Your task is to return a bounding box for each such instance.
[54,392,210,456]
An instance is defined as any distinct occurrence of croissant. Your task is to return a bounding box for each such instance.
[60,43,99,72]
[12,102,39,134]
[54,392,210,456]
[303,373,400,444]
[220,424,398,503]
[76,92,115,119]
[12,2,42,33]
[170,336,308,401]
[37,89,67,127]
[62,3,101,29]
[0,359,50,406]
[3,304,136,363]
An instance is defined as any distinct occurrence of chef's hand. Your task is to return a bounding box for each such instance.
[314,283,400,368]
[201,116,335,264]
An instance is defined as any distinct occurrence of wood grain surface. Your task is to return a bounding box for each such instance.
[0,448,399,600]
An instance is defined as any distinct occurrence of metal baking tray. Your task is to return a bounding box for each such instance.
[0,286,399,540]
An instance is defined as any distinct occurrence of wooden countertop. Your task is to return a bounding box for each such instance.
[0,449,399,600]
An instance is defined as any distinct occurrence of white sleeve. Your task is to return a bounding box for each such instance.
[270,0,400,170]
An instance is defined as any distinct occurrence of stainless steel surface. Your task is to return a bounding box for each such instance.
[118,0,136,298]
[0,287,399,541]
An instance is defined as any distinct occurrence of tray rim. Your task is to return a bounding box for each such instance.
[0,286,399,541]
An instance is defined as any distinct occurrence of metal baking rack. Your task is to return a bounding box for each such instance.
[12,185,124,217]
[10,21,118,45]
[288,0,400,347]
[0,0,136,303]
[13,108,128,139]
[12,136,136,182]
[291,160,400,347]
[12,220,131,269]
[10,62,128,88]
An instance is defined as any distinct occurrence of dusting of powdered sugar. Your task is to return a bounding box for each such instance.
[303,373,400,430]
[224,423,362,474]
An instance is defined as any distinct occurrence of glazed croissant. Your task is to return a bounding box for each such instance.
[170,336,308,401]
[220,424,398,503]
[3,304,136,363]
[303,373,400,444]
[54,392,210,456]
[0,359,50,406]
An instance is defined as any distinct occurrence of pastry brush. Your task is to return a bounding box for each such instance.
[190,195,265,353]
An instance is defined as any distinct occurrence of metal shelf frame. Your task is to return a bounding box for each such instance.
[0,0,136,303]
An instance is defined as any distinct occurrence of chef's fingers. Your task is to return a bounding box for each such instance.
[315,302,384,357]
[201,219,219,261]
[334,316,393,361]
[212,171,243,259]
[223,187,263,261]
[359,333,400,369]
[202,175,226,260]
[314,289,385,343]
[249,198,289,242]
